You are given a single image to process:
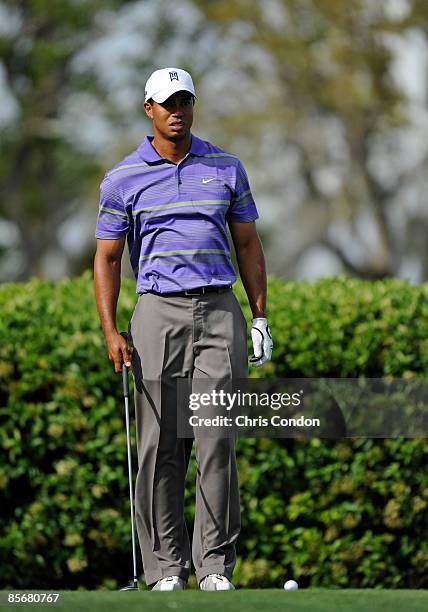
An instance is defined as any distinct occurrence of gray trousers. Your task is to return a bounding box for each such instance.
[127,289,248,586]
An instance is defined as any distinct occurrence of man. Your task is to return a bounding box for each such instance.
[94,67,273,591]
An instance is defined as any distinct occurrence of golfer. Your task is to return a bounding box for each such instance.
[94,67,273,591]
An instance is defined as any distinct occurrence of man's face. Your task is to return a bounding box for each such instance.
[144,91,194,141]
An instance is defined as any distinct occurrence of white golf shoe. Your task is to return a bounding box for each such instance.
[199,574,235,591]
[152,576,186,591]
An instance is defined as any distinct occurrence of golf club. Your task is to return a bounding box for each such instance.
[119,331,139,591]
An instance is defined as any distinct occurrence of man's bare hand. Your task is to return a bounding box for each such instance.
[105,330,133,373]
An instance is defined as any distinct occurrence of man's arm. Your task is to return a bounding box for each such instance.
[228,220,266,317]
[94,237,132,372]
[228,220,273,367]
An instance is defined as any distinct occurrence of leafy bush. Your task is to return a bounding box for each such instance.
[0,271,427,589]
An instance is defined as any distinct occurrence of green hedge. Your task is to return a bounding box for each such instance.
[0,271,427,589]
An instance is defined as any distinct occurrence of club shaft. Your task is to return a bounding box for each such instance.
[124,395,138,581]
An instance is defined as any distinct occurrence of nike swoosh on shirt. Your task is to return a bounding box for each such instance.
[202,178,216,184]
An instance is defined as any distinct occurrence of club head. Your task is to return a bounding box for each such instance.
[120,581,140,591]
[120,586,139,591]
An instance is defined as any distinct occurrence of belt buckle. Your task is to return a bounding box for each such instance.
[184,287,204,296]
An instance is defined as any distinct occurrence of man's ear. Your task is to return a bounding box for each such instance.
[144,101,153,119]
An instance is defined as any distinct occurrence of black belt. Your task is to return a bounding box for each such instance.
[141,285,232,298]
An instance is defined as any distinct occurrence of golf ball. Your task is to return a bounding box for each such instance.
[284,579,299,590]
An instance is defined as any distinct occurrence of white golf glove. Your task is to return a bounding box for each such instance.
[250,318,273,367]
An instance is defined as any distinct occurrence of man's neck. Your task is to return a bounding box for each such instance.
[152,133,192,165]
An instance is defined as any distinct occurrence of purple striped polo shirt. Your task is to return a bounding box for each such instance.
[95,133,259,294]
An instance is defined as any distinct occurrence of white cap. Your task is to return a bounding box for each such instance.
[144,67,196,103]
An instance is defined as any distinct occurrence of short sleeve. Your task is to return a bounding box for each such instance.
[95,175,130,239]
[228,160,259,222]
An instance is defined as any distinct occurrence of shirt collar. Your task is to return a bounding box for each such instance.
[137,133,208,163]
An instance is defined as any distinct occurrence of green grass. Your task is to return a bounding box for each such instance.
[1,589,427,611]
